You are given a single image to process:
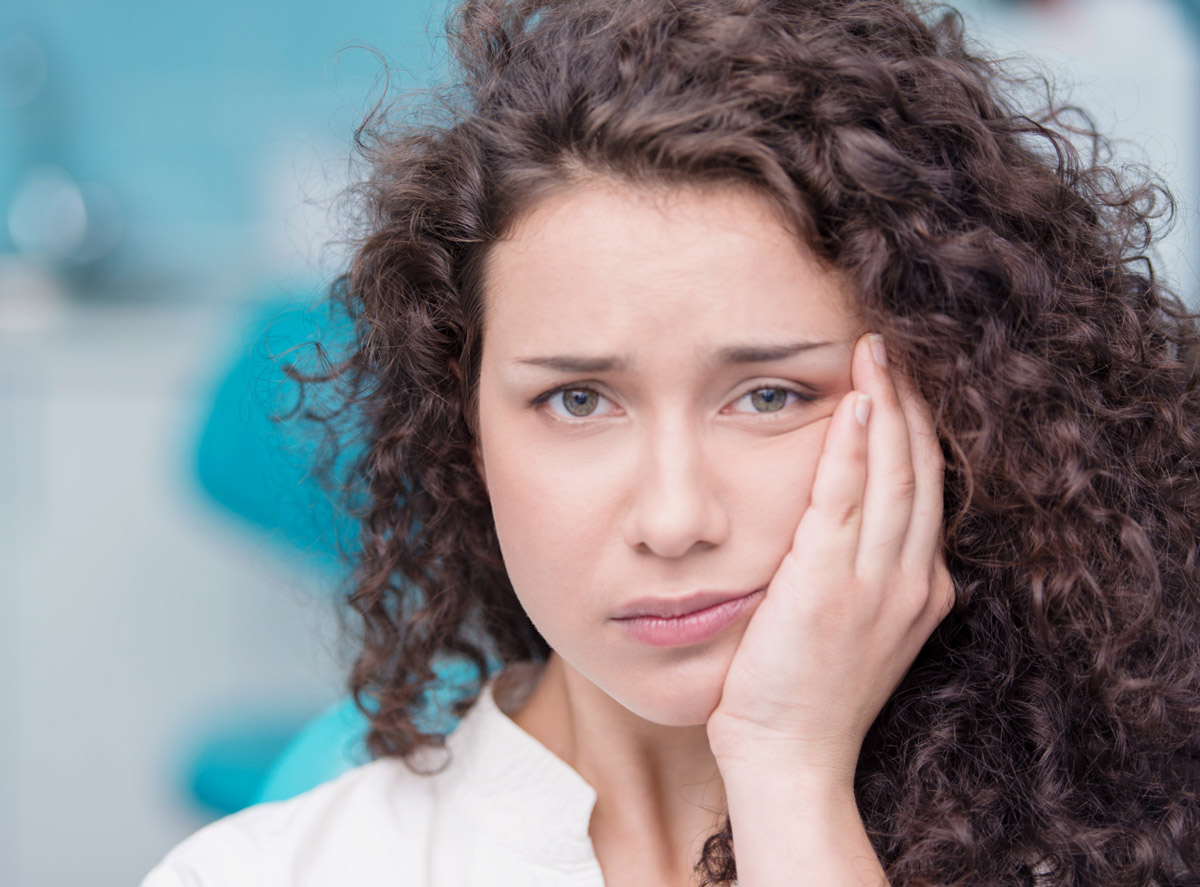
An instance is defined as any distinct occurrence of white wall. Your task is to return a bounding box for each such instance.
[0,297,347,887]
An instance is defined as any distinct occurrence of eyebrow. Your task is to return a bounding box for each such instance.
[513,340,836,373]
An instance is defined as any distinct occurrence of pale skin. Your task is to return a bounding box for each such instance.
[473,180,954,886]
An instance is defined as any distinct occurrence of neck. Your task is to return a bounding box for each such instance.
[508,654,725,886]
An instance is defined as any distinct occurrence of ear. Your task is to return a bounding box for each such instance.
[450,358,488,489]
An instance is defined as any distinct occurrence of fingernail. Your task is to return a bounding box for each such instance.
[869,334,887,367]
[855,393,872,427]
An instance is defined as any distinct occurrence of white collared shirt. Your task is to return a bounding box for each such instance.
[141,680,606,887]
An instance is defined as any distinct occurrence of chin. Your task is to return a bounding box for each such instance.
[593,649,733,728]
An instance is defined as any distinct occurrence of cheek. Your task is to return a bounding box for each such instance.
[722,420,829,559]
[484,434,615,532]
[478,430,615,613]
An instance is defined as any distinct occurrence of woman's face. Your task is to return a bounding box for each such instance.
[476,182,862,726]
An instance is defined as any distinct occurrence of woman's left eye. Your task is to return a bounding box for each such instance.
[730,386,814,414]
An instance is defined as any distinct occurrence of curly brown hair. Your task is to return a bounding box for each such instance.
[293,0,1200,883]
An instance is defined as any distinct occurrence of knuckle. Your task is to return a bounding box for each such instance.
[893,560,955,624]
[889,464,917,498]
[933,566,956,620]
[809,490,863,530]
[828,498,863,527]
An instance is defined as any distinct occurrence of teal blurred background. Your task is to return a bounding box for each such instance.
[0,0,451,291]
[0,1,1196,886]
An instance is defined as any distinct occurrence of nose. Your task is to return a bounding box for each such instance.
[623,417,730,559]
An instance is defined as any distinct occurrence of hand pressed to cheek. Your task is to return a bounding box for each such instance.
[709,332,953,781]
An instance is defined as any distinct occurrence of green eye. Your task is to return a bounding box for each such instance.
[748,387,789,412]
[532,385,616,420]
[731,386,816,415]
[560,388,599,417]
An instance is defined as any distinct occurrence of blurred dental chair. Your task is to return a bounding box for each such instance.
[184,286,359,815]
[188,286,485,814]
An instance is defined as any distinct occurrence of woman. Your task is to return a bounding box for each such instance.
[144,0,1200,884]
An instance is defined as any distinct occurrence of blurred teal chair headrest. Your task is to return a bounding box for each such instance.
[254,656,496,804]
[189,287,499,814]
[195,290,360,569]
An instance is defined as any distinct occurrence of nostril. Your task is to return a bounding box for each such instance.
[625,459,729,557]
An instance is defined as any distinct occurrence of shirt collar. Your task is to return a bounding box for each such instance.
[446,674,600,865]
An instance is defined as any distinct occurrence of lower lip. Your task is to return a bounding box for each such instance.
[614,589,765,647]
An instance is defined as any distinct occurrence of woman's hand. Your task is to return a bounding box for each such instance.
[707,331,954,787]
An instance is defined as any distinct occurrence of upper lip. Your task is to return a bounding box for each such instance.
[612,589,762,620]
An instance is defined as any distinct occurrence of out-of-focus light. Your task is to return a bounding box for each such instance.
[8,166,86,256]
[0,32,47,108]
[7,166,123,263]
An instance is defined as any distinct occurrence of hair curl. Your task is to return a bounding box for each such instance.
[294,1,1200,883]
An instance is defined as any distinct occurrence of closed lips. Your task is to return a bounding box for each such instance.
[613,589,763,620]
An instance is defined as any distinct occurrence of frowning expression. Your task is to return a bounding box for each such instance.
[476,181,861,725]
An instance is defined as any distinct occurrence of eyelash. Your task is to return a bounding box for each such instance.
[529,384,818,420]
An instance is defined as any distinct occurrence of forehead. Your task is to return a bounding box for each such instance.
[481,182,858,352]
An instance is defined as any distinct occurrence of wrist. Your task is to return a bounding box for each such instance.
[707,718,860,792]
[719,757,857,811]
[718,764,886,887]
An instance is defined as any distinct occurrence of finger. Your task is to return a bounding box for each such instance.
[796,387,872,566]
[851,333,917,579]
[890,367,947,577]
[915,555,956,635]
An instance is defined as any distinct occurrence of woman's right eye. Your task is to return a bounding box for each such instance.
[538,386,617,419]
